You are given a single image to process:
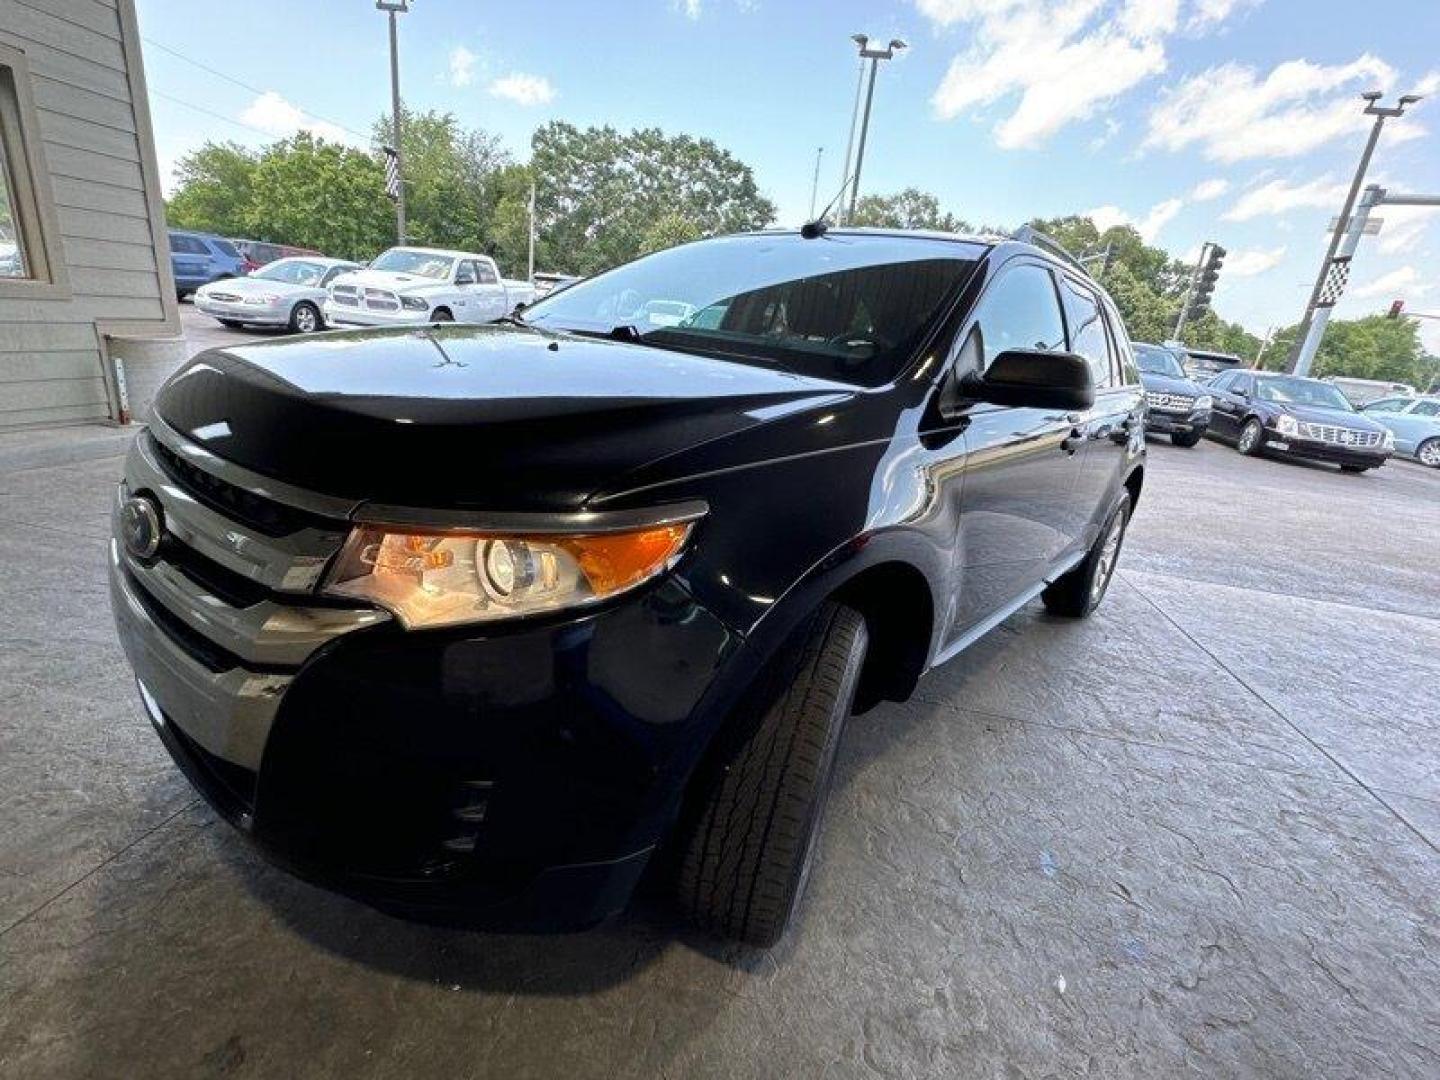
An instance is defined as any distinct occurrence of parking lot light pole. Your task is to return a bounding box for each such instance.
[846,36,906,223]
[377,0,410,245]
[1287,91,1420,373]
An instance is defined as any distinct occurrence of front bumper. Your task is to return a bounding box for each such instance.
[1258,430,1391,468]
[196,297,289,325]
[110,425,742,926]
[323,301,429,327]
[1145,408,1210,435]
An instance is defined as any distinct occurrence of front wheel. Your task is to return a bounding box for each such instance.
[1042,491,1131,618]
[677,602,868,947]
[431,308,455,323]
[1340,464,1371,474]
[217,318,244,329]
[1236,418,1264,456]
[1171,429,1204,448]
[1417,437,1440,468]
[289,302,321,334]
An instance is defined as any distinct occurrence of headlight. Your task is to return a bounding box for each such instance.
[1193,395,1213,411]
[1382,429,1395,449]
[400,295,430,311]
[321,518,699,628]
[1275,415,1299,436]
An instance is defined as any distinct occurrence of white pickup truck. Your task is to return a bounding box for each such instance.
[324,246,536,328]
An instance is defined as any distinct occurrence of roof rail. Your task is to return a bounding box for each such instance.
[1011,225,1091,276]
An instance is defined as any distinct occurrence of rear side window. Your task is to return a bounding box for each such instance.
[170,234,207,254]
[1060,277,1115,389]
[972,263,1067,370]
[213,239,240,258]
[1411,400,1440,417]
[476,261,498,284]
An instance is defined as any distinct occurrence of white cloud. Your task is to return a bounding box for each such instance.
[1144,54,1407,162]
[1375,205,1433,256]
[488,74,556,106]
[1221,176,1347,222]
[1086,197,1184,241]
[1350,265,1428,300]
[676,0,702,18]
[240,91,349,144]
[1190,177,1229,201]
[1414,69,1440,97]
[448,46,477,88]
[921,1,1256,150]
[1224,245,1286,277]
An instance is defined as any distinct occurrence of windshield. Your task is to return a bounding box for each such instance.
[370,249,455,280]
[520,233,983,387]
[1255,376,1354,411]
[253,259,328,286]
[1135,345,1185,378]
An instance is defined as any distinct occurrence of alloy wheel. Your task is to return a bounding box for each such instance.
[1419,438,1440,468]
[294,305,318,333]
[1238,422,1260,455]
[1091,511,1125,603]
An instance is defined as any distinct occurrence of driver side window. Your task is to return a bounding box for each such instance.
[966,263,1067,373]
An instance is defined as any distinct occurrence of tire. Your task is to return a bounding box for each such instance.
[289,302,321,334]
[1340,464,1370,474]
[1042,491,1131,618]
[677,602,869,947]
[1171,429,1203,448]
[1236,418,1264,456]
[218,319,244,329]
[431,308,455,323]
[1417,437,1440,469]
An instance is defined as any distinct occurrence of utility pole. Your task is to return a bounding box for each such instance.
[1287,91,1421,372]
[1293,185,1385,376]
[1173,243,1210,340]
[1252,325,1276,369]
[527,179,536,282]
[845,35,906,223]
[377,0,410,246]
[836,48,867,225]
[808,146,824,220]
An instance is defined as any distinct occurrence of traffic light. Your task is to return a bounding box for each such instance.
[1187,244,1227,321]
[1387,299,1405,319]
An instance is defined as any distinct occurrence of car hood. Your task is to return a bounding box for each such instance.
[329,268,447,293]
[199,276,314,298]
[1139,371,1208,397]
[153,324,855,512]
[1268,401,1387,430]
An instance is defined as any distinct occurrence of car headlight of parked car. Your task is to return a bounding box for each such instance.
[1382,429,1395,450]
[322,520,698,628]
[400,296,430,312]
[1194,395,1213,412]
[1275,415,1299,436]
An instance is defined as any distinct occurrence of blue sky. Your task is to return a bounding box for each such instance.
[136,0,1440,349]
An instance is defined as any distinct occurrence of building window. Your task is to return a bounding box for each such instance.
[0,44,63,294]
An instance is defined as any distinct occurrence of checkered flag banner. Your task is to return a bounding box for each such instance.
[1317,255,1351,308]
[382,146,400,201]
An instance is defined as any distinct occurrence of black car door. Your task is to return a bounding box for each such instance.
[1210,371,1249,439]
[946,259,1091,645]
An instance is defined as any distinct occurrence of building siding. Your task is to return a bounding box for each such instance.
[0,0,177,430]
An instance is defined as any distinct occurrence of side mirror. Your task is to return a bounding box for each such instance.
[958,349,1095,412]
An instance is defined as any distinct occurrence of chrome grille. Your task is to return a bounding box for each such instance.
[1145,391,1196,412]
[1296,422,1383,447]
[208,292,242,303]
[330,285,359,307]
[362,287,400,311]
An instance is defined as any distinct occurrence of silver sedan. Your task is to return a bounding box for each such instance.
[195,257,360,333]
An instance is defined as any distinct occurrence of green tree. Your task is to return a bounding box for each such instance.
[373,107,511,258]
[530,122,776,275]
[850,188,971,232]
[165,142,259,236]
[639,212,704,254]
[1261,314,1435,385]
[242,133,392,261]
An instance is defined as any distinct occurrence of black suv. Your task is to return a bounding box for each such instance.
[109,229,1145,945]
[1134,342,1213,447]
[1206,368,1393,472]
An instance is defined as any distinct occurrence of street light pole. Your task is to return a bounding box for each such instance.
[377,0,410,246]
[808,146,824,220]
[1293,184,1385,377]
[845,36,906,223]
[1286,91,1420,372]
[836,47,867,225]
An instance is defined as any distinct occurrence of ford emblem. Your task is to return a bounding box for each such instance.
[119,495,163,560]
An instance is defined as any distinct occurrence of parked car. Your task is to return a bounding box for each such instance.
[1360,395,1440,467]
[0,239,20,277]
[1134,342,1212,447]
[232,239,325,275]
[1177,347,1244,379]
[110,228,1144,945]
[1206,369,1393,472]
[532,271,581,297]
[194,257,361,333]
[168,229,247,299]
[324,246,536,327]
[1324,375,1416,407]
